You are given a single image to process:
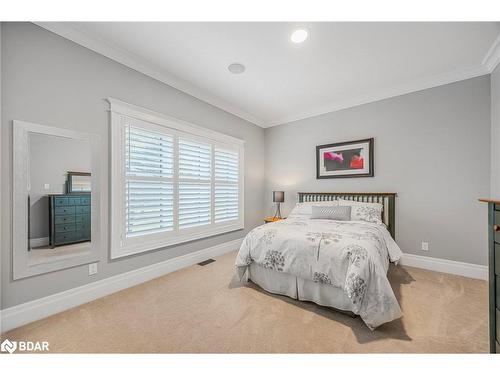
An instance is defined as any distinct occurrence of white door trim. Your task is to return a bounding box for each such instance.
[0,22,4,333]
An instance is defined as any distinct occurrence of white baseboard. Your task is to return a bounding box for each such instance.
[0,237,243,333]
[29,237,49,247]
[400,253,488,280]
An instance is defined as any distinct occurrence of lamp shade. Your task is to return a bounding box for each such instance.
[273,191,285,203]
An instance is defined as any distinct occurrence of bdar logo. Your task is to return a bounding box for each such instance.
[1,339,17,354]
[0,339,49,353]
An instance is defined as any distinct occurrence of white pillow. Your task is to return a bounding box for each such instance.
[288,200,339,217]
[338,199,383,225]
[311,205,351,221]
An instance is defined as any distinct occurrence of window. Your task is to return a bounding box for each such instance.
[125,125,174,237]
[109,99,244,258]
[178,139,212,229]
[214,147,239,222]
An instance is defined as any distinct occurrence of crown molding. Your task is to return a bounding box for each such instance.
[33,22,265,127]
[482,32,500,73]
[264,64,489,127]
[32,22,500,129]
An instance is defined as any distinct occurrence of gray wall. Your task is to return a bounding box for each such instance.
[29,134,91,240]
[1,23,265,309]
[0,22,494,310]
[491,64,500,198]
[264,76,491,266]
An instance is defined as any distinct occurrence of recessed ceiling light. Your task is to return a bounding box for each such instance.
[228,63,245,74]
[290,28,309,44]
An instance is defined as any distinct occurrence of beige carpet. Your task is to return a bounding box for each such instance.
[2,251,489,353]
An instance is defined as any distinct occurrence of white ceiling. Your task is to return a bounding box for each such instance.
[38,22,500,127]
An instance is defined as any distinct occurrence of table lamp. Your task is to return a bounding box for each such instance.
[273,191,285,219]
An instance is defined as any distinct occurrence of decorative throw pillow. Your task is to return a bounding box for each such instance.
[288,200,339,217]
[311,205,351,221]
[338,199,383,225]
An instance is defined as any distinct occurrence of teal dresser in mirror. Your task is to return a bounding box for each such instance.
[48,193,91,248]
[479,198,500,353]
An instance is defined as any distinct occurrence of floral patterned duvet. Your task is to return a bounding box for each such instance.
[235,217,403,329]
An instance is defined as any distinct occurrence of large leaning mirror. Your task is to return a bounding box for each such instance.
[12,120,102,279]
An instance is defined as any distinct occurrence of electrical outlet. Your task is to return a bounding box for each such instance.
[88,263,98,276]
[421,242,429,251]
[44,183,50,190]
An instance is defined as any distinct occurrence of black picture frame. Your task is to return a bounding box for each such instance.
[316,138,374,179]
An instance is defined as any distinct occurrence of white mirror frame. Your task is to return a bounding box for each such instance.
[12,120,103,279]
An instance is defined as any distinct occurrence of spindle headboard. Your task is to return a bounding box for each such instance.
[298,192,397,239]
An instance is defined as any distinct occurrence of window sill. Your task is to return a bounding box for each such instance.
[111,221,244,259]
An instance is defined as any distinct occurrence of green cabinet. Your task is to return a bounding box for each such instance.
[49,193,91,247]
[481,199,500,353]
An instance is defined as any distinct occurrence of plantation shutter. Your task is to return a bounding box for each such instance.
[214,147,239,222]
[110,100,244,258]
[125,123,174,237]
[178,138,212,229]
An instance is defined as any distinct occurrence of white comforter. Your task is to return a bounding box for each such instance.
[235,217,403,329]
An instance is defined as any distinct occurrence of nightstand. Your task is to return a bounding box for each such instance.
[264,217,286,224]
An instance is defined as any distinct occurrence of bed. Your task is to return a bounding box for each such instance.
[235,192,403,330]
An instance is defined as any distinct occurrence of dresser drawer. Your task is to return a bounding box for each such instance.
[55,223,76,233]
[54,197,68,206]
[75,214,90,223]
[497,277,500,308]
[495,211,500,243]
[55,206,76,215]
[55,231,76,244]
[496,243,500,276]
[75,206,90,214]
[497,309,500,342]
[54,214,75,224]
[75,222,90,231]
[81,197,91,205]
[75,231,91,241]
[68,197,81,205]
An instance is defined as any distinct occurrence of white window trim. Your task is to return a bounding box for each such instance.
[108,98,245,259]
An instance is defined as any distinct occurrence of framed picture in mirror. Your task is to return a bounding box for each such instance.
[67,171,91,193]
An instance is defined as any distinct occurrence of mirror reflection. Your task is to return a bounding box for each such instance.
[28,133,92,260]
[68,172,91,193]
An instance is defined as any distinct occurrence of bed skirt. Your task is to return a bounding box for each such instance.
[245,263,357,317]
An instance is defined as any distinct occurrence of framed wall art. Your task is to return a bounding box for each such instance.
[316,138,374,178]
